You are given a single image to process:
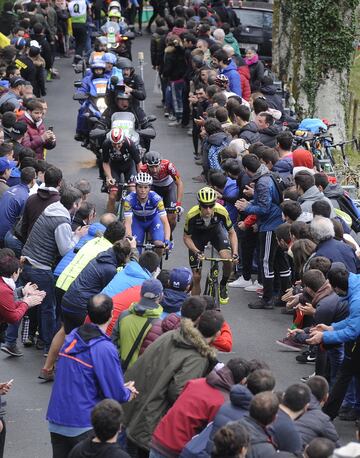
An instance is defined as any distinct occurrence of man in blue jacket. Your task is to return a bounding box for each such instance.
[212,49,242,97]
[47,293,137,458]
[307,265,360,420]
[236,154,291,309]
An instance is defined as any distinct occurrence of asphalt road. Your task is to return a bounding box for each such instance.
[1,36,355,457]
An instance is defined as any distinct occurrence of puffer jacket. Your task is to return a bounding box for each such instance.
[258,124,281,147]
[202,131,230,175]
[163,45,186,81]
[19,112,56,160]
[272,156,293,178]
[244,164,283,232]
[295,395,340,449]
[62,248,120,314]
[123,319,217,451]
[102,260,151,297]
[151,26,167,70]
[298,185,335,216]
[238,121,260,145]
[238,66,251,101]
[220,60,242,96]
[140,313,181,355]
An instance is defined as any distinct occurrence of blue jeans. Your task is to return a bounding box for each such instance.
[343,377,360,410]
[149,450,167,458]
[5,321,20,345]
[170,80,184,121]
[327,345,344,388]
[4,231,23,258]
[21,264,56,351]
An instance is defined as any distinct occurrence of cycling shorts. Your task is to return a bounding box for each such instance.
[111,161,136,184]
[188,224,231,269]
[132,213,165,246]
[153,182,177,211]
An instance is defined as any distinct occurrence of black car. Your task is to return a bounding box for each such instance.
[232,1,273,62]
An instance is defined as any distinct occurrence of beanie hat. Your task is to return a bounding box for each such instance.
[292,148,314,169]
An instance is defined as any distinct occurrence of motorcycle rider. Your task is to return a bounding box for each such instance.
[101,10,128,35]
[102,52,118,75]
[141,151,184,232]
[88,37,107,64]
[75,60,109,142]
[117,57,146,108]
[102,127,141,213]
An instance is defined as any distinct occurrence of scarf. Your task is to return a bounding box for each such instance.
[312,280,333,307]
[2,276,16,290]
[245,54,259,66]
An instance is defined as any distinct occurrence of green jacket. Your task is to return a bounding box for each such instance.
[117,301,163,369]
[224,33,240,56]
[123,318,217,450]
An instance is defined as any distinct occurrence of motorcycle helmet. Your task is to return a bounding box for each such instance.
[108,10,121,20]
[134,172,153,185]
[117,57,134,71]
[91,60,106,74]
[116,92,131,100]
[109,0,121,11]
[110,127,125,144]
[94,36,107,51]
[197,187,217,205]
[102,52,117,65]
[144,151,161,166]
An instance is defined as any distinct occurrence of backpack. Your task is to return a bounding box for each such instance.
[336,194,360,233]
[179,422,212,458]
[269,172,294,204]
[207,139,230,171]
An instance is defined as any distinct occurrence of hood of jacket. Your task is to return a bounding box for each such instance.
[161,288,188,313]
[222,60,237,75]
[88,222,106,237]
[206,365,234,392]
[37,186,60,201]
[239,416,272,446]
[128,300,163,318]
[259,125,279,137]
[261,84,277,96]
[251,163,269,182]
[173,318,217,359]
[43,201,71,220]
[272,156,293,175]
[229,384,253,409]
[123,260,149,279]
[161,312,181,332]
[208,131,229,146]
[240,121,258,134]
[323,183,344,199]
[95,247,118,266]
[224,32,237,44]
[299,185,324,203]
[63,323,107,356]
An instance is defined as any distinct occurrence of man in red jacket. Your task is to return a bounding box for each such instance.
[150,358,250,457]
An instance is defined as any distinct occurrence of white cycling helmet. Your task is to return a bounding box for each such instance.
[134,172,153,185]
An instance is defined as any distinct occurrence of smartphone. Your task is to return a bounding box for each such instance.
[48,126,53,132]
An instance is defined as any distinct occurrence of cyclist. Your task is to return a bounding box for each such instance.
[124,172,171,256]
[102,127,141,213]
[183,186,238,304]
[141,151,184,232]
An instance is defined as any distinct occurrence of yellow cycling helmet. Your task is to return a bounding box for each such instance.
[197,187,217,205]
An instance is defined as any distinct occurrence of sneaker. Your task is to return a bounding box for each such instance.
[74,133,83,142]
[168,120,181,127]
[244,281,262,292]
[38,368,55,382]
[248,298,274,310]
[300,372,315,382]
[229,276,253,288]
[36,339,45,351]
[296,350,316,364]
[219,284,229,305]
[1,343,24,357]
[168,114,176,121]
[276,337,305,351]
[23,336,34,348]
[164,111,169,118]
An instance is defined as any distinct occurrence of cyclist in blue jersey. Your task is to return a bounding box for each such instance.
[124,172,171,256]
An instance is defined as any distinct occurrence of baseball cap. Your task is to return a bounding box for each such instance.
[0,157,16,173]
[140,279,163,299]
[10,77,26,88]
[170,267,193,291]
[10,121,27,140]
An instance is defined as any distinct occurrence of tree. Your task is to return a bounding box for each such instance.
[272,0,359,141]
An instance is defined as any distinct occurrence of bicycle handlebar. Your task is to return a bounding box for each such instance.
[202,257,234,262]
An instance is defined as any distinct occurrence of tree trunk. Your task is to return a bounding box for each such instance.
[272,0,359,142]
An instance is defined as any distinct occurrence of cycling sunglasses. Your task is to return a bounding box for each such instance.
[200,203,215,209]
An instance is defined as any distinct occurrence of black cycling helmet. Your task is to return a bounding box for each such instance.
[117,57,134,70]
[144,151,161,166]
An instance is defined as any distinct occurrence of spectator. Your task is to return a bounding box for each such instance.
[295,172,335,216]
[211,423,249,458]
[229,103,260,145]
[255,112,280,148]
[69,399,130,458]
[237,391,279,457]
[271,383,310,454]
[74,178,91,200]
[292,149,315,176]
[0,78,26,110]
[160,267,192,317]
[5,121,28,161]
[123,311,223,456]
[244,47,264,92]
[304,438,336,458]
[212,49,241,97]
[151,358,250,457]
[71,201,96,230]
[46,294,137,458]
[295,376,340,448]
[260,76,284,115]
[0,157,16,198]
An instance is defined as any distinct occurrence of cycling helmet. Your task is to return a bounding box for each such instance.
[102,52,117,65]
[215,74,229,88]
[134,172,153,185]
[144,151,161,166]
[110,127,125,144]
[91,60,106,70]
[117,57,134,70]
[197,187,217,205]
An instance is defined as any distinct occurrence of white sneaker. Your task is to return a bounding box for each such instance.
[168,114,176,121]
[228,276,253,288]
[168,120,181,127]
[244,280,262,292]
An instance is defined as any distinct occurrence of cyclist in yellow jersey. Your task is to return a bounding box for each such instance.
[183,186,238,304]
